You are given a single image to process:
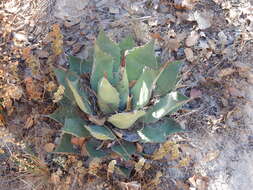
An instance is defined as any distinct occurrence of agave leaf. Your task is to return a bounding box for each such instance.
[68,56,92,75]
[125,40,158,82]
[66,76,92,115]
[53,68,74,100]
[154,61,183,96]
[116,67,129,110]
[62,117,90,137]
[111,142,136,160]
[143,92,189,123]
[131,67,157,109]
[86,140,107,158]
[115,165,133,178]
[84,125,115,140]
[90,45,114,91]
[54,133,78,154]
[96,30,121,73]
[47,98,78,125]
[97,77,120,114]
[138,118,183,143]
[108,110,145,129]
[119,35,136,53]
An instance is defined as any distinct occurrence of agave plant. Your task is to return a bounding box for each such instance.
[48,31,189,162]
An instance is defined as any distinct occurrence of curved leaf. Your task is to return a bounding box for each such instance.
[62,117,90,137]
[97,77,120,114]
[68,56,92,75]
[125,40,157,82]
[96,30,121,73]
[131,67,157,109]
[54,133,78,154]
[111,142,136,160]
[84,125,115,140]
[154,61,183,96]
[138,118,183,143]
[116,67,129,110]
[86,140,107,158]
[142,92,189,123]
[47,98,78,125]
[90,45,114,91]
[108,110,145,129]
[66,76,92,115]
[53,68,74,100]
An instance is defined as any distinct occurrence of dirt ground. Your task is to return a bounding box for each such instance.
[0,0,253,189]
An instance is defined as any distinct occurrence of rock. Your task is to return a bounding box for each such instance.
[185,31,199,47]
[184,48,194,62]
[194,10,213,30]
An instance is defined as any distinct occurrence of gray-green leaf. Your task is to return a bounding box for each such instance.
[138,118,183,143]
[86,140,107,158]
[90,45,114,91]
[47,98,78,125]
[125,40,158,82]
[107,110,145,129]
[142,92,189,123]
[131,67,157,109]
[66,76,92,115]
[96,30,121,73]
[111,142,136,160]
[68,56,92,75]
[97,77,120,114]
[119,35,136,53]
[62,117,90,137]
[154,61,183,96]
[54,133,78,154]
[115,67,129,110]
[84,125,115,140]
[53,68,74,100]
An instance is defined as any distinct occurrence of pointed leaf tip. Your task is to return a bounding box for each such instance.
[97,77,120,114]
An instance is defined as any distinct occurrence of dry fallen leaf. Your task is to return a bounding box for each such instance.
[53,85,65,103]
[118,181,141,190]
[46,81,57,92]
[201,150,220,163]
[150,33,163,41]
[134,157,145,173]
[185,31,199,47]
[174,0,199,10]
[24,77,43,100]
[107,160,116,178]
[152,141,179,160]
[166,38,180,51]
[190,88,202,98]
[177,156,191,167]
[50,172,61,185]
[184,48,194,62]
[44,143,55,152]
[5,85,23,100]
[88,158,102,176]
[49,24,63,56]
[24,116,34,129]
[71,137,85,147]
[188,175,209,190]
